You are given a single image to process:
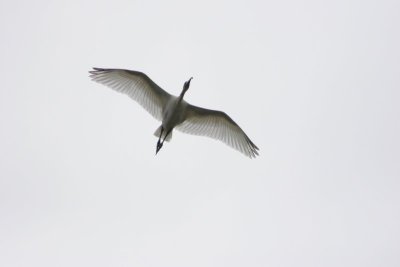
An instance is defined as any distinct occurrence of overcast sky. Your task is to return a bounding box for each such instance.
[0,0,399,266]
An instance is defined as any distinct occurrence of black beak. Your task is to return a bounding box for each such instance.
[183,77,193,91]
[186,77,193,86]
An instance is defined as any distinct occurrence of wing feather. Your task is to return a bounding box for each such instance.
[89,68,171,121]
[177,104,259,158]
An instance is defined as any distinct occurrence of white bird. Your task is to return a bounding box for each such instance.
[89,68,259,158]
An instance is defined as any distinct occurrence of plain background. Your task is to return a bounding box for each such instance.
[0,0,399,266]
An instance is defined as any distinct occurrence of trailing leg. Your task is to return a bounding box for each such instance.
[156,127,164,154]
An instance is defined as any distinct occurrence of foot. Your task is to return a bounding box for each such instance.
[156,141,163,154]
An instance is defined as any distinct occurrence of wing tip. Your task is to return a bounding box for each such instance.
[244,135,259,159]
[89,68,113,80]
[88,67,110,75]
[247,147,259,159]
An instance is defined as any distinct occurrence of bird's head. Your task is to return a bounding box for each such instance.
[183,77,193,93]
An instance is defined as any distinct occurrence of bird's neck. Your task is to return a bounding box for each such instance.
[178,89,187,102]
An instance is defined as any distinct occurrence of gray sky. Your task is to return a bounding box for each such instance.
[0,0,399,266]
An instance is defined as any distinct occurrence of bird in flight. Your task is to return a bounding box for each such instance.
[89,68,259,158]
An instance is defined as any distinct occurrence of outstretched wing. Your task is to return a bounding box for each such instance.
[176,104,259,158]
[89,68,171,121]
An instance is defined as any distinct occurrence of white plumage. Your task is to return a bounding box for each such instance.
[89,68,259,158]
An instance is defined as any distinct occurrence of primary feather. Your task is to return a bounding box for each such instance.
[89,68,170,120]
[177,105,259,158]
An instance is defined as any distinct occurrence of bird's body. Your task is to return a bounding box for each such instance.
[153,96,187,144]
[162,96,187,134]
[89,68,259,158]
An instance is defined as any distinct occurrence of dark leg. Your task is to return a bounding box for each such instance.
[156,127,164,154]
[162,129,172,143]
[156,128,172,155]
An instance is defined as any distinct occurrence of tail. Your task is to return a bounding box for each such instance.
[153,126,172,142]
